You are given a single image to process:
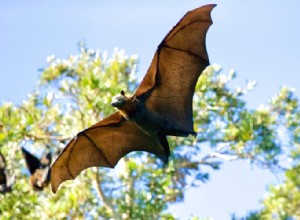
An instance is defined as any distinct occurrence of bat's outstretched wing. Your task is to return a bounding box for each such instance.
[134,4,216,135]
[51,112,165,193]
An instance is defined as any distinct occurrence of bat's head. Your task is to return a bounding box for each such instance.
[30,169,50,191]
[40,152,51,167]
[111,90,127,108]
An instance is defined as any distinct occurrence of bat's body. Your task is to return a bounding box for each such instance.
[0,153,13,193]
[51,4,216,193]
[22,147,51,191]
[119,98,166,137]
[123,98,195,137]
[113,92,171,161]
[111,91,197,162]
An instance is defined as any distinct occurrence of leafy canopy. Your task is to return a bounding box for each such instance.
[0,46,299,219]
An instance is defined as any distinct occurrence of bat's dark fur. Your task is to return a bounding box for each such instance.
[0,152,13,193]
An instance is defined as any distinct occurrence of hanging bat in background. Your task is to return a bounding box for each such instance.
[51,4,216,193]
[0,152,13,193]
[22,147,52,191]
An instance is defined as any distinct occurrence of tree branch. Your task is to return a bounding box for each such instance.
[24,133,70,141]
[93,169,121,219]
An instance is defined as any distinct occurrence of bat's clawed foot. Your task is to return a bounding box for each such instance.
[162,160,169,169]
[191,132,197,138]
[158,154,169,168]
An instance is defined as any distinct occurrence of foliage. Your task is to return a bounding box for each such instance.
[237,165,300,220]
[232,87,300,220]
[0,46,299,219]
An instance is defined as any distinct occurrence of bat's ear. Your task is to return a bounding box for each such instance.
[121,90,125,96]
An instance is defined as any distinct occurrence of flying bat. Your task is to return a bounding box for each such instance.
[51,4,216,193]
[22,147,52,191]
[0,152,13,193]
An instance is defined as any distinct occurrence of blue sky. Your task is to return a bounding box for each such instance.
[1,1,299,219]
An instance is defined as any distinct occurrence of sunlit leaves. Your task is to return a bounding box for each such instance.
[257,165,300,219]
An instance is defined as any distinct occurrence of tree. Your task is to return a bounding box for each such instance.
[233,86,300,220]
[0,46,299,219]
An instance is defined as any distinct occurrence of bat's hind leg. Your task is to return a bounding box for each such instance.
[168,129,197,137]
[158,135,170,164]
[163,122,197,137]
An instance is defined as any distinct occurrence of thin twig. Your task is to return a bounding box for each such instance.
[93,169,121,219]
[25,133,70,141]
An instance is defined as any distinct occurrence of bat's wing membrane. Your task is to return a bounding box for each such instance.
[0,153,8,193]
[51,112,165,193]
[21,147,41,175]
[134,5,215,134]
[51,5,216,193]
[0,153,14,193]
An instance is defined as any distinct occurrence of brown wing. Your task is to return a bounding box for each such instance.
[134,4,216,134]
[50,112,165,193]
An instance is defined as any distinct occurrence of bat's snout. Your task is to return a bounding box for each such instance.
[111,102,118,107]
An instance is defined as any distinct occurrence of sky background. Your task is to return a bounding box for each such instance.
[1,1,299,219]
